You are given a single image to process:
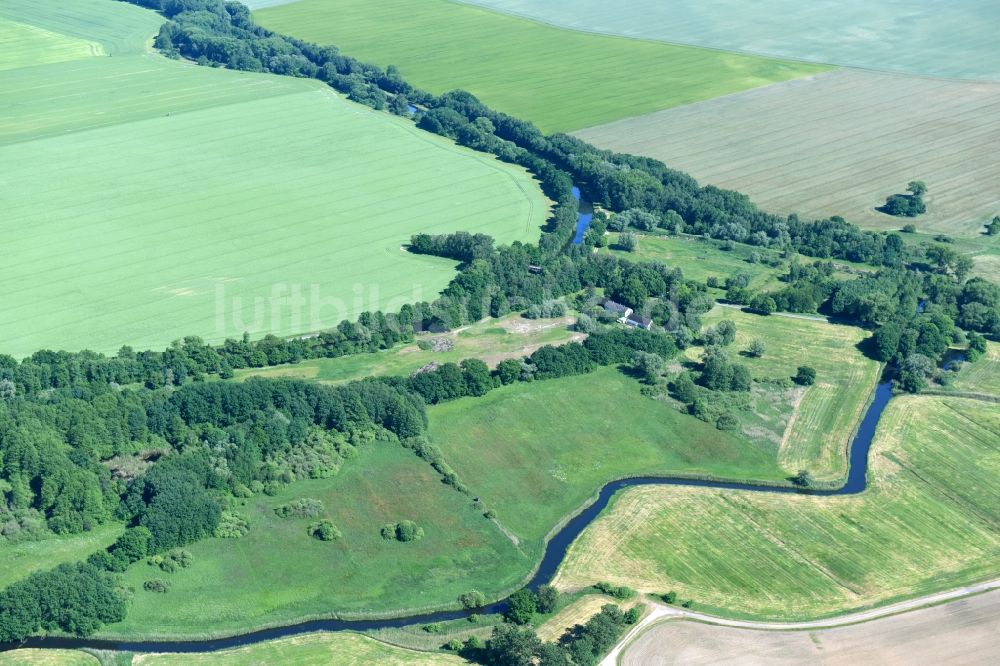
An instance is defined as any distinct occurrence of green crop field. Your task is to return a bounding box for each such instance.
[0,523,122,590]
[254,0,828,133]
[0,0,546,358]
[555,395,1000,620]
[236,313,583,384]
[106,444,526,639]
[688,307,881,482]
[135,632,465,665]
[577,70,1000,242]
[427,367,786,559]
[462,0,1000,79]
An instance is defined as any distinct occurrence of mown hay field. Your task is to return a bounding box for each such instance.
[576,70,1000,242]
[427,367,787,561]
[554,396,1000,620]
[0,0,546,358]
[690,307,881,482]
[0,651,98,666]
[107,445,525,639]
[462,0,1000,80]
[133,632,465,665]
[255,0,828,133]
[622,590,1000,666]
[951,342,1000,396]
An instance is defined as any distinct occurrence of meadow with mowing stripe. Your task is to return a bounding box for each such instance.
[254,0,827,133]
[236,314,583,384]
[577,70,1000,241]
[950,342,1000,396]
[0,650,98,666]
[106,444,526,639]
[554,396,1000,620]
[0,0,546,358]
[688,307,881,482]
[133,632,466,665]
[427,366,787,558]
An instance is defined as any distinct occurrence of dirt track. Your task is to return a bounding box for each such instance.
[612,583,1000,665]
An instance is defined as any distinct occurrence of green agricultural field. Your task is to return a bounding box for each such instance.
[0,17,102,70]
[689,307,881,482]
[555,396,1000,620]
[254,0,828,133]
[0,523,122,590]
[236,314,583,384]
[427,367,787,560]
[106,444,526,639]
[135,632,465,665]
[462,0,1000,79]
[0,0,546,358]
[950,342,1000,396]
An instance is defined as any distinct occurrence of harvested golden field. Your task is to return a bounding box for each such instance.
[622,590,1000,665]
[576,70,1000,239]
[554,396,1000,620]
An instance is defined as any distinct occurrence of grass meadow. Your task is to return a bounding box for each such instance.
[0,523,122,590]
[554,396,1000,620]
[236,314,583,384]
[133,632,465,665]
[0,0,546,358]
[0,651,98,666]
[427,367,787,560]
[950,342,1000,395]
[688,307,882,482]
[577,70,1000,242]
[462,0,1000,79]
[108,444,526,639]
[254,0,827,133]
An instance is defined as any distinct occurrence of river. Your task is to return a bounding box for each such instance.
[2,380,895,653]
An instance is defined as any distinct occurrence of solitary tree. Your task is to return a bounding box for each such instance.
[792,469,814,487]
[747,338,766,358]
[618,232,639,253]
[986,216,1000,236]
[794,366,817,385]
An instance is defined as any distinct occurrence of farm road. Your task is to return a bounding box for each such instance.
[602,577,1000,665]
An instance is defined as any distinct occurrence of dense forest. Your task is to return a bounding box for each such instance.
[1,0,998,643]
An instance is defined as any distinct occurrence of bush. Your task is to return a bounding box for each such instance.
[746,338,766,358]
[660,591,677,604]
[716,412,739,431]
[483,509,497,520]
[144,579,170,593]
[536,584,558,614]
[459,590,487,609]
[274,498,324,519]
[308,520,341,541]
[624,606,642,624]
[594,581,636,600]
[445,639,463,651]
[381,520,424,542]
[214,511,250,538]
[794,366,817,385]
[505,589,538,624]
[423,623,444,634]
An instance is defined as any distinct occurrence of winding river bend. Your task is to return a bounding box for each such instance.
[2,381,894,654]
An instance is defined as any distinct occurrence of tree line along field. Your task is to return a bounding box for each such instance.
[235,313,584,385]
[253,0,828,134]
[621,590,1000,665]
[461,0,1000,80]
[553,396,1000,620]
[0,0,546,358]
[691,307,881,482]
[576,70,1000,244]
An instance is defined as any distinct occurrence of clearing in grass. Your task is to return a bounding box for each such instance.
[684,306,882,482]
[132,632,466,665]
[576,70,1000,241]
[254,0,828,133]
[235,314,584,384]
[0,523,122,590]
[105,444,526,639]
[554,396,1000,620]
[427,366,787,561]
[0,0,546,357]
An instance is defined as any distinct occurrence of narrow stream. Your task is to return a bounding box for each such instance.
[3,381,895,654]
[571,186,594,244]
